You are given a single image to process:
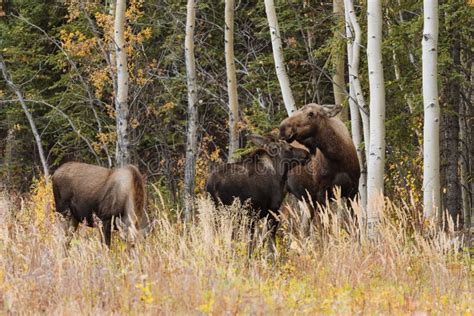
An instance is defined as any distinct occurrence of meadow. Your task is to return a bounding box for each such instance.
[0,179,472,314]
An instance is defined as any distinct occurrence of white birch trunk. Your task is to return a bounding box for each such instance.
[344,0,367,209]
[264,0,297,115]
[183,0,199,221]
[366,0,386,234]
[333,0,347,120]
[422,0,440,218]
[345,0,369,164]
[225,0,239,162]
[0,56,50,181]
[114,0,130,167]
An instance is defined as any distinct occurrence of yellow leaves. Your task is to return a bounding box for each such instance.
[130,118,140,129]
[29,177,55,236]
[140,27,153,41]
[59,29,96,58]
[92,132,115,154]
[125,0,145,23]
[136,282,154,304]
[90,68,111,99]
[197,291,215,314]
[194,135,223,194]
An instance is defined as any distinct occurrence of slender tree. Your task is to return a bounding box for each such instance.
[183,0,199,221]
[422,0,440,218]
[440,3,462,225]
[225,0,239,161]
[332,0,347,120]
[344,0,367,209]
[0,55,50,181]
[366,0,386,234]
[114,0,130,167]
[264,0,296,115]
[459,97,470,229]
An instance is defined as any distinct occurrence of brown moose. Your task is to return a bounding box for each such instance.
[52,162,147,246]
[280,103,360,208]
[205,135,310,253]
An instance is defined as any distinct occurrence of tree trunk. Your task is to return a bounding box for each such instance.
[0,56,50,182]
[344,0,367,209]
[264,0,297,115]
[183,0,199,222]
[225,0,239,162]
[332,0,347,120]
[459,97,470,230]
[345,0,369,166]
[114,0,130,167]
[441,28,461,226]
[422,0,441,219]
[366,0,386,235]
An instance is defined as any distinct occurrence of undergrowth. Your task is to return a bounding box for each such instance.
[0,179,471,314]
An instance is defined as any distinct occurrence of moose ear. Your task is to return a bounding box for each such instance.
[248,135,269,147]
[321,104,342,118]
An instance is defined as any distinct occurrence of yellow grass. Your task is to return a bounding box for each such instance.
[0,181,472,314]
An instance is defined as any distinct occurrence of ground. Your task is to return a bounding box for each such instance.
[0,181,472,314]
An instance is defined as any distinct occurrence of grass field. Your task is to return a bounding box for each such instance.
[0,181,472,314]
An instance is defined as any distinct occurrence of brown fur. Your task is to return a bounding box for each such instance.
[280,103,360,206]
[206,135,310,254]
[52,162,147,246]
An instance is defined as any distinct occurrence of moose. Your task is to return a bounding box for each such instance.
[52,162,148,246]
[280,103,360,210]
[205,135,310,253]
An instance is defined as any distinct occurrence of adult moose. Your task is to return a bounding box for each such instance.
[206,135,310,254]
[280,103,360,210]
[52,162,147,246]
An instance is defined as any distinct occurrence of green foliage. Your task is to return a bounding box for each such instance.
[0,0,472,203]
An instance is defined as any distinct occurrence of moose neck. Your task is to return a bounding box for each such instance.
[307,119,352,162]
[267,155,289,189]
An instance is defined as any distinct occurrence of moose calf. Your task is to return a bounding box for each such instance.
[52,162,147,246]
[205,135,310,254]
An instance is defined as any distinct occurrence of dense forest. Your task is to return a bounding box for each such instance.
[0,0,473,313]
[1,0,472,226]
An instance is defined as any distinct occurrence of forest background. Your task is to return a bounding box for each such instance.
[0,0,472,224]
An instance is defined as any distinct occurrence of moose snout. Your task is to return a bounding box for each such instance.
[298,149,311,164]
[279,124,295,142]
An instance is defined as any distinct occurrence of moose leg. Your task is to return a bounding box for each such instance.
[65,216,79,247]
[266,216,279,258]
[248,219,256,258]
[101,219,112,247]
[117,213,139,244]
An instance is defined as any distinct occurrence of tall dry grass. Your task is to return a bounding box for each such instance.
[0,180,472,314]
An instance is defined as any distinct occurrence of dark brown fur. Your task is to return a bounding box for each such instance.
[205,135,310,253]
[280,103,360,206]
[52,162,147,246]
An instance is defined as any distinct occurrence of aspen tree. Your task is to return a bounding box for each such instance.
[366,0,386,235]
[422,0,440,218]
[183,0,199,221]
[225,0,239,161]
[114,0,130,166]
[264,0,296,115]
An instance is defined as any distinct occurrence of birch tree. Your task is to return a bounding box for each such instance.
[332,0,347,120]
[225,0,239,161]
[366,0,386,233]
[114,0,130,167]
[183,0,199,221]
[422,0,440,218]
[0,55,50,181]
[264,0,296,115]
[344,0,367,208]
